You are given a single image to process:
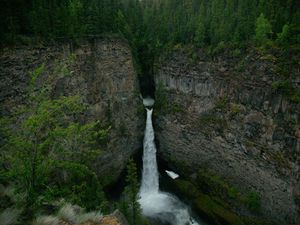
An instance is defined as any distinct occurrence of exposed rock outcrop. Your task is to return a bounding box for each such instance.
[155,47,300,224]
[99,210,129,225]
[0,37,143,182]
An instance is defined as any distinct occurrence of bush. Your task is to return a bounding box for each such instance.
[42,161,107,211]
[213,41,226,55]
[244,192,261,213]
[272,80,300,103]
[228,187,238,199]
[277,24,290,45]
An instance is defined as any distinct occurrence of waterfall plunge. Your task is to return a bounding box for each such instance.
[139,107,200,225]
[140,108,159,195]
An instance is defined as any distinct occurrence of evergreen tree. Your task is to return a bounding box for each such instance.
[255,13,272,45]
[1,0,299,47]
[67,0,85,37]
[119,159,147,225]
[195,21,205,47]
[277,24,290,45]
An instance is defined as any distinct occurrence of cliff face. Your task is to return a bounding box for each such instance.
[0,37,143,182]
[155,48,300,224]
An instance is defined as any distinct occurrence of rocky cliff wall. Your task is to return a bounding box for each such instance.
[0,37,143,183]
[155,48,300,224]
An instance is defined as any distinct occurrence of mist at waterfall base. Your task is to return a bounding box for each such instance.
[138,105,201,225]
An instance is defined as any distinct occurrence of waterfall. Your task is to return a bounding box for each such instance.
[140,108,159,194]
[139,104,201,225]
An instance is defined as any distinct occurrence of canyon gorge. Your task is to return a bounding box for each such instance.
[1,37,299,225]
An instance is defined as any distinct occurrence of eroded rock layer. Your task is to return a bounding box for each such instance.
[155,48,300,225]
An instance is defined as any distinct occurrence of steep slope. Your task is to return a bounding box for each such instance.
[0,37,143,183]
[155,47,300,225]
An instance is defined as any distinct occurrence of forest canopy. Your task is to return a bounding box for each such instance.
[1,0,299,48]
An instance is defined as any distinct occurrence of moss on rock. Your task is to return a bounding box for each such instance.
[171,175,273,225]
[174,179,245,225]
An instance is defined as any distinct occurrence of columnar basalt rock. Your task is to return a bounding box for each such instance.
[155,49,300,225]
[0,37,143,182]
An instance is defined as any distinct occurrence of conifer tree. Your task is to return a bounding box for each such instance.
[124,159,142,225]
[119,159,148,225]
[255,13,272,45]
[277,24,290,45]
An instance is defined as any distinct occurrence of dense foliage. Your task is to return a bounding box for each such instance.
[147,0,298,45]
[1,0,299,47]
[0,0,120,42]
[0,64,108,223]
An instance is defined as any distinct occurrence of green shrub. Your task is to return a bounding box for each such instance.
[272,80,300,103]
[213,41,226,55]
[244,192,261,213]
[277,24,290,45]
[232,49,242,57]
[272,80,293,91]
[229,103,242,117]
[215,96,229,110]
[228,187,238,199]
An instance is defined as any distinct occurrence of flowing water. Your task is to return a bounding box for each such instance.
[139,107,201,225]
